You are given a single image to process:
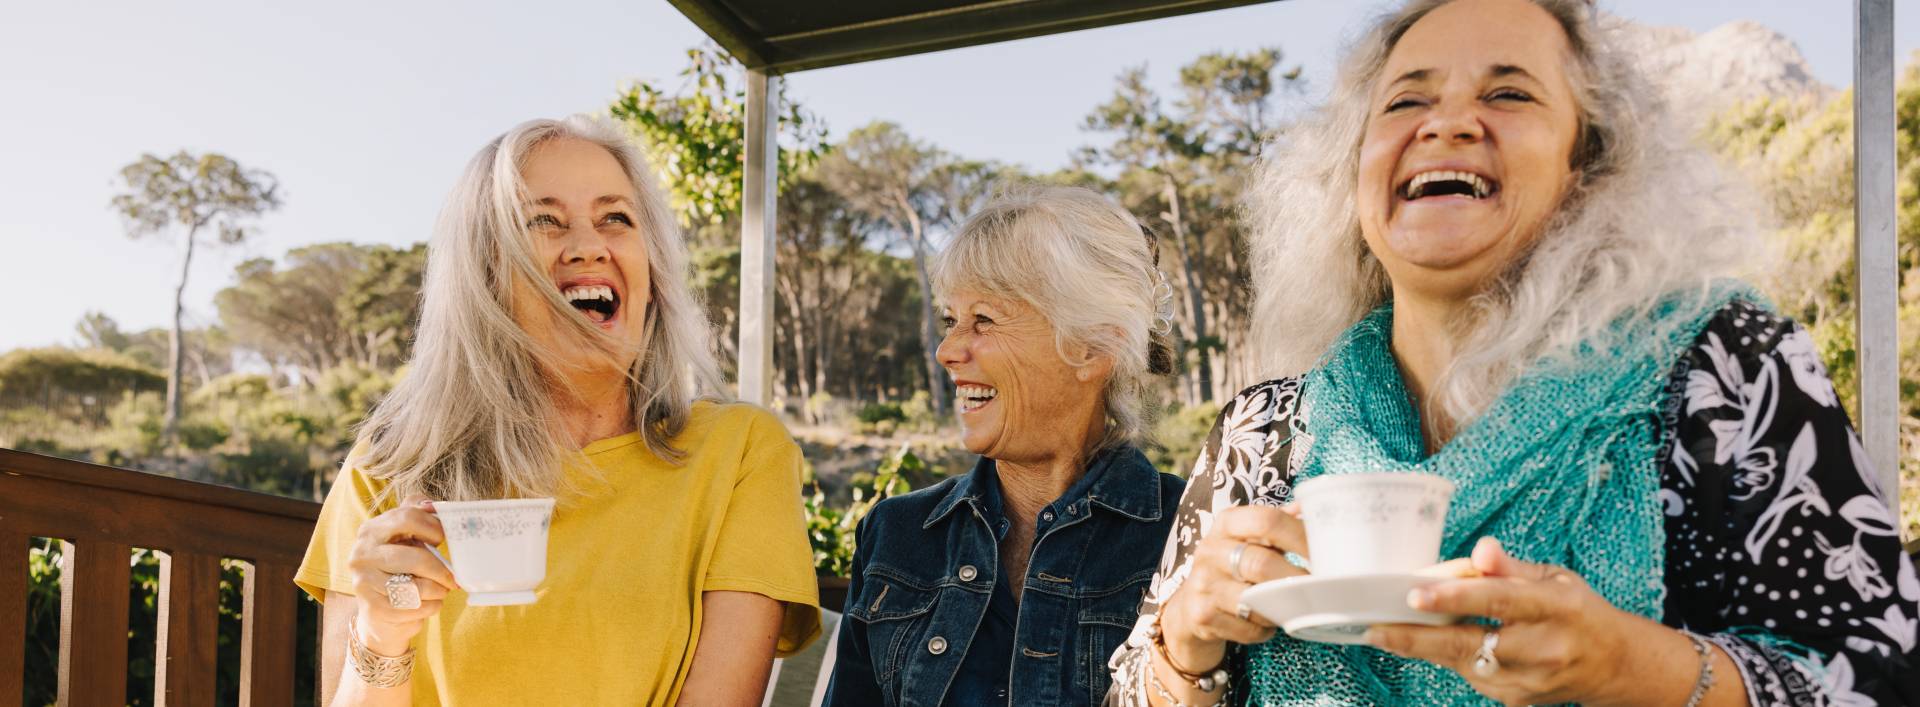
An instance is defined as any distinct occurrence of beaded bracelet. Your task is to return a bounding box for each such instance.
[1147,661,1228,707]
[1681,630,1716,707]
[1146,615,1232,692]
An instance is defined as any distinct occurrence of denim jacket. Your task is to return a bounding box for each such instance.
[823,445,1185,707]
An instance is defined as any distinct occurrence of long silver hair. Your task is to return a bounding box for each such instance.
[352,116,724,502]
[1245,0,1762,422]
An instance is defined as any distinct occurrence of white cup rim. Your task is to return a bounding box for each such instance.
[433,498,556,514]
[1294,472,1456,498]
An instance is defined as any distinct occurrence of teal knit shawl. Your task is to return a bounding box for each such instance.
[1245,287,1749,705]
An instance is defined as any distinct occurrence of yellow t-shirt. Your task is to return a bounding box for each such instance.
[295,401,821,706]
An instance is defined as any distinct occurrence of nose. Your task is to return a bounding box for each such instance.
[1419,99,1485,144]
[936,325,969,370]
[559,223,610,265]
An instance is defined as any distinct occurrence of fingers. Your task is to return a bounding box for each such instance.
[1214,505,1310,558]
[1415,558,1482,579]
[1364,622,1489,669]
[361,543,459,592]
[384,496,448,547]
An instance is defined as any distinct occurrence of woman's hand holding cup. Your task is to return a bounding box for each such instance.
[1161,504,1312,673]
[346,494,458,655]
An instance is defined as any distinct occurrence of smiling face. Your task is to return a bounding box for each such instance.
[1356,0,1583,302]
[514,137,653,376]
[936,289,1111,464]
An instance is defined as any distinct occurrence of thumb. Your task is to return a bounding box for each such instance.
[1470,537,1550,580]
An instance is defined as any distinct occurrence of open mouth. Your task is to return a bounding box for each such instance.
[957,384,997,414]
[1398,170,1499,201]
[563,285,620,325]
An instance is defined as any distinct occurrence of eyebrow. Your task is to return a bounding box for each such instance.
[1489,64,1542,85]
[530,195,636,209]
[1386,68,1431,90]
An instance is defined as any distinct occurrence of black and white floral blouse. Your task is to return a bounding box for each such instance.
[1108,301,1920,705]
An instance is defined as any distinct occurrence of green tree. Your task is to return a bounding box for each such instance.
[1081,48,1302,403]
[339,243,427,370]
[608,44,827,244]
[110,152,281,446]
[817,122,954,417]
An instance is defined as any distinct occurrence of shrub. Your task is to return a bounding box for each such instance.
[805,445,919,577]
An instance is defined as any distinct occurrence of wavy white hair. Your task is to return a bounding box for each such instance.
[933,184,1179,451]
[1246,0,1763,422]
[352,116,724,502]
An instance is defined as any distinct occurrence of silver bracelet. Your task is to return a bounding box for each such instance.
[1681,630,1715,707]
[347,621,416,689]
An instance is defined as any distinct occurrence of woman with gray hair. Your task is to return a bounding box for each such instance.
[295,116,819,705]
[824,184,1187,705]
[1111,0,1918,705]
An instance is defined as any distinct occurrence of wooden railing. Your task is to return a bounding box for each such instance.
[0,448,320,706]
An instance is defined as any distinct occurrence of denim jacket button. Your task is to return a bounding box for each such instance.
[928,636,949,655]
[958,565,978,581]
[1041,510,1055,522]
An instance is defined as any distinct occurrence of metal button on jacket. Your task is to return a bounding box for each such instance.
[958,565,978,581]
[928,636,949,655]
[1041,510,1055,522]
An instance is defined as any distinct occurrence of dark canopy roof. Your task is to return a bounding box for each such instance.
[668,0,1280,74]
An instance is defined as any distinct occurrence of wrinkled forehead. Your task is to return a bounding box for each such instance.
[1378,0,1575,94]
[518,137,641,209]
[939,287,1028,315]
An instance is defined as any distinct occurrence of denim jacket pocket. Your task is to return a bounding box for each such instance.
[1075,574,1151,699]
[847,567,940,697]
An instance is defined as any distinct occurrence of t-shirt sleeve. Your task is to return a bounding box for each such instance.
[704,409,822,657]
[293,461,389,603]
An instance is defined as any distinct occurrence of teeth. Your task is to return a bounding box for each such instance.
[1404,170,1493,199]
[956,385,998,400]
[563,285,614,302]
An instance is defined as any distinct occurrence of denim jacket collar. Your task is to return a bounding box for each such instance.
[921,444,1165,530]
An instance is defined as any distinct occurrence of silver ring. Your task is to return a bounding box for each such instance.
[1228,542,1250,584]
[1471,628,1500,677]
[1235,603,1253,621]
[385,573,421,611]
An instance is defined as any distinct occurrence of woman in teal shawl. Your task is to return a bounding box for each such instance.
[1106,0,1919,705]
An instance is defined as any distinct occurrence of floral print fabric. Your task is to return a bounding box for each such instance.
[1107,301,1920,705]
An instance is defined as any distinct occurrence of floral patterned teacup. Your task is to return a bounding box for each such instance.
[430,498,556,606]
[1294,472,1455,577]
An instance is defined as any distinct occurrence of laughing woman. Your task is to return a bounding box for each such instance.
[824,185,1187,706]
[1109,0,1919,705]
[295,116,819,706]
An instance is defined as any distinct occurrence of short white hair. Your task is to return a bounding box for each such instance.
[933,184,1177,450]
[1245,0,1763,422]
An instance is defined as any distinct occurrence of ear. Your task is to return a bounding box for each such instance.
[1075,350,1116,384]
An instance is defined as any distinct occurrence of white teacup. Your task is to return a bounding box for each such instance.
[429,498,555,606]
[1294,472,1455,577]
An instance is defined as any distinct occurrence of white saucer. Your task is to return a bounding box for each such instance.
[1239,573,1459,645]
[466,590,537,606]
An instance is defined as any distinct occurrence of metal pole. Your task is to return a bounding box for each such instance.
[1854,0,1898,500]
[738,70,780,407]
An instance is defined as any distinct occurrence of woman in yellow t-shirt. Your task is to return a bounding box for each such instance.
[295,116,819,706]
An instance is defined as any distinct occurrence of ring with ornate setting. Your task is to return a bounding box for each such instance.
[1471,628,1500,677]
[385,573,421,610]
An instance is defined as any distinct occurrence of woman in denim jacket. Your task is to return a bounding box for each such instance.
[824,184,1188,706]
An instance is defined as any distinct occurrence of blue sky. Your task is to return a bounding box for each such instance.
[0,0,1911,352]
